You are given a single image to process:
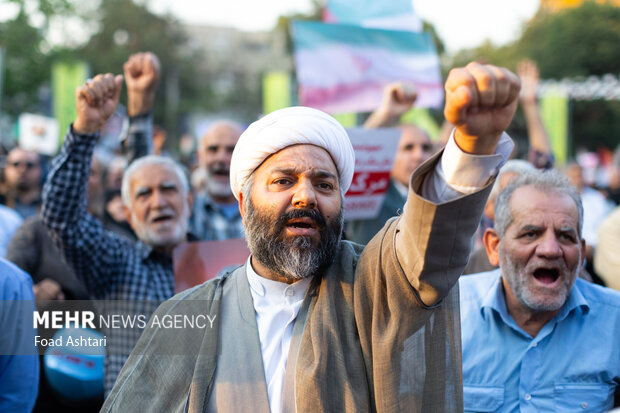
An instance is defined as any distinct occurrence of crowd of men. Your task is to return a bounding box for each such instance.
[0,50,618,413]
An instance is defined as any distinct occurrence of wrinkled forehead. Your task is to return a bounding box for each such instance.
[509,186,580,229]
[254,144,339,178]
[130,164,181,189]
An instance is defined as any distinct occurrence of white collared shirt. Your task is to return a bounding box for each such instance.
[247,131,513,413]
[246,260,312,413]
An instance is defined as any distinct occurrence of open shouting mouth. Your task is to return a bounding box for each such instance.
[150,213,175,225]
[286,217,318,236]
[532,266,561,286]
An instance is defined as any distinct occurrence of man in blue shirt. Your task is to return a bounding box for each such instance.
[460,169,620,412]
[0,258,39,412]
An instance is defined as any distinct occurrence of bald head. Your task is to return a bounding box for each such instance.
[390,125,432,187]
[198,121,243,203]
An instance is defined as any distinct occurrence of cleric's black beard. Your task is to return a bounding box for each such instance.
[244,201,343,282]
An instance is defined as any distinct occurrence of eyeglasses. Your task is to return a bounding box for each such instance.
[7,161,38,169]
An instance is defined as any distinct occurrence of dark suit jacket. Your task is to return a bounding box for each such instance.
[7,216,90,300]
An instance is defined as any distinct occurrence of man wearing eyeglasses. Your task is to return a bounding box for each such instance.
[347,82,434,244]
[1,147,43,219]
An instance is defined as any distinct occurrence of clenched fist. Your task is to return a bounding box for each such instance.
[73,73,123,135]
[444,62,520,155]
[364,81,418,128]
[124,52,160,117]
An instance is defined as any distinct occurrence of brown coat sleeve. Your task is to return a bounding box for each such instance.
[353,150,493,412]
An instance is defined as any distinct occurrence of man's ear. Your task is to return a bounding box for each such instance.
[580,238,587,267]
[483,228,501,267]
[238,191,246,224]
[123,204,134,229]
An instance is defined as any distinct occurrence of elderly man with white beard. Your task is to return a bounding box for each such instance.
[190,121,245,240]
[459,169,620,412]
[42,66,193,395]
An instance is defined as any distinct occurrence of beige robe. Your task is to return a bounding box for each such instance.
[102,153,492,412]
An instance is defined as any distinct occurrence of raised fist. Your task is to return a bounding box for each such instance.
[124,52,160,116]
[517,59,539,105]
[73,73,123,135]
[364,82,418,128]
[444,62,520,155]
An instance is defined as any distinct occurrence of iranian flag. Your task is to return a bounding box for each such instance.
[291,21,443,114]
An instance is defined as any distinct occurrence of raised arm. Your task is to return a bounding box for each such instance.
[363,82,417,128]
[123,52,160,163]
[397,62,520,306]
[517,59,554,168]
[73,74,124,135]
[42,73,128,296]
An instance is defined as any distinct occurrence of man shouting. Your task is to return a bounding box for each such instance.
[103,62,520,412]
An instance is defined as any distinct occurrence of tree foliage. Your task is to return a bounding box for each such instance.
[0,9,49,116]
[75,0,211,135]
[517,2,620,78]
[0,0,211,137]
[0,0,76,114]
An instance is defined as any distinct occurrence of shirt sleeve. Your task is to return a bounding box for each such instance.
[123,113,153,164]
[0,260,39,413]
[420,129,514,203]
[41,126,130,297]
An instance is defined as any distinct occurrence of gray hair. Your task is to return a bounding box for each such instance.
[488,159,536,205]
[242,174,255,211]
[494,169,583,239]
[613,145,620,170]
[121,155,189,206]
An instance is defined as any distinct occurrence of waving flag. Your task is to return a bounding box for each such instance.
[324,0,422,32]
[291,21,443,114]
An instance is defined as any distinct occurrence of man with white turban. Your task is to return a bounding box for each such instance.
[103,62,521,412]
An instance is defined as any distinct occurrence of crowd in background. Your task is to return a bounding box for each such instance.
[0,52,618,412]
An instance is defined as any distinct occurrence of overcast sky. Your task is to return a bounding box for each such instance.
[149,0,541,53]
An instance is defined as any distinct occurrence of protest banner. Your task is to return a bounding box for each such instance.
[18,113,59,155]
[291,21,442,114]
[344,128,400,220]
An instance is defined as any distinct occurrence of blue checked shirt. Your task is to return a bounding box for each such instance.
[190,191,244,241]
[42,118,175,395]
[459,270,620,412]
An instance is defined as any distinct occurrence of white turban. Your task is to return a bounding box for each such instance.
[230,106,355,200]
